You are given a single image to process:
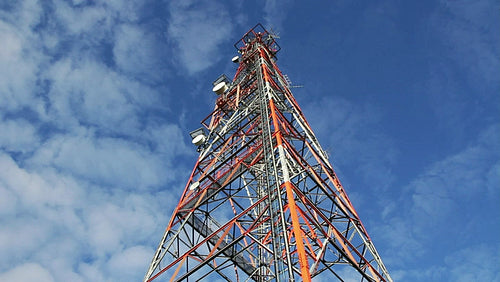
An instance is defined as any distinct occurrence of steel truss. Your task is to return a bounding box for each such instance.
[144,24,393,282]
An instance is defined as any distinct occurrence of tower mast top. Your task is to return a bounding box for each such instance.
[234,23,281,57]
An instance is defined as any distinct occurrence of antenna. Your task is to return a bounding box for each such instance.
[268,27,280,39]
[284,74,304,88]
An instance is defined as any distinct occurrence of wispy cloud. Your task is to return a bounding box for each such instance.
[445,244,500,282]
[0,117,40,153]
[376,123,500,279]
[0,150,178,280]
[0,17,44,113]
[426,0,500,138]
[263,0,293,33]
[303,96,398,192]
[434,0,500,91]
[0,1,193,281]
[43,57,155,133]
[28,130,166,189]
[113,23,164,81]
[0,262,55,282]
[167,0,233,74]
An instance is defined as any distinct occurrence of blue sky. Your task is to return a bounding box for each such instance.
[0,0,498,281]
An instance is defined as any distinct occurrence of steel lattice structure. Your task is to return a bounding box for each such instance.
[144,24,393,282]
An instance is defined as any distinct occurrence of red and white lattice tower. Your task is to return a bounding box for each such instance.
[144,24,393,282]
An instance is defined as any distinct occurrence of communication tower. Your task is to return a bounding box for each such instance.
[144,24,392,282]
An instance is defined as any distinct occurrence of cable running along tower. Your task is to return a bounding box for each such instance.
[144,24,392,282]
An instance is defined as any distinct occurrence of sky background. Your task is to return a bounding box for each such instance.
[0,0,498,281]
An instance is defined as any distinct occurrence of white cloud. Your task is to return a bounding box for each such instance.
[0,150,175,280]
[8,0,43,32]
[0,2,192,280]
[43,57,158,133]
[0,19,44,114]
[426,0,500,134]
[389,243,500,281]
[407,124,499,232]
[0,216,53,265]
[145,123,192,156]
[113,24,160,80]
[167,0,233,74]
[28,129,170,189]
[107,245,153,280]
[0,117,40,153]
[0,263,54,282]
[445,244,500,282]
[101,0,141,23]
[435,0,500,91]
[373,217,424,269]
[84,193,166,256]
[263,0,293,32]
[0,22,22,59]
[0,153,82,211]
[303,96,397,191]
[378,123,500,278]
[0,186,16,216]
[53,0,108,36]
[78,262,106,282]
